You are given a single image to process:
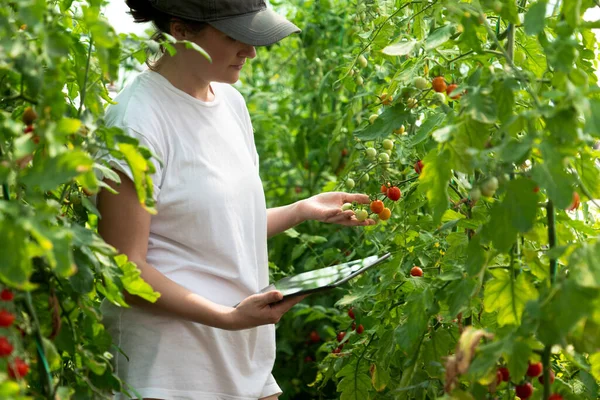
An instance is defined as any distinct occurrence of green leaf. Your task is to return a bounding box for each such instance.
[411,111,446,145]
[584,99,600,137]
[425,25,456,50]
[338,373,371,400]
[355,103,416,141]
[117,255,160,303]
[447,278,476,316]
[538,280,599,345]
[503,178,539,233]
[568,241,600,288]
[382,39,418,56]
[21,150,93,192]
[524,1,548,35]
[466,235,486,277]
[483,269,538,326]
[396,288,434,351]
[531,143,575,209]
[0,217,33,285]
[500,0,519,23]
[418,149,452,225]
[461,86,497,124]
[562,0,582,28]
[590,352,600,382]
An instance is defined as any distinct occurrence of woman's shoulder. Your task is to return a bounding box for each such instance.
[105,71,166,130]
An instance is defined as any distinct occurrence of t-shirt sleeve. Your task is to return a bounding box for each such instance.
[96,126,165,202]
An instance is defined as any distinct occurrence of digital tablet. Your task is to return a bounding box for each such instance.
[234,253,391,307]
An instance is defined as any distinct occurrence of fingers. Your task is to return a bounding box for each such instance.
[342,193,370,204]
[270,294,308,314]
[259,291,284,306]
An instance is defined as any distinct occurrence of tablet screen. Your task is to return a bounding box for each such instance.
[261,255,381,297]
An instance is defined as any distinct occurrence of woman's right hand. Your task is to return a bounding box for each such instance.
[224,291,308,331]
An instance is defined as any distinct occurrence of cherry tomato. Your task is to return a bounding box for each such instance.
[370,200,384,214]
[515,382,533,399]
[446,83,461,99]
[356,324,364,334]
[378,208,391,221]
[432,76,447,93]
[380,184,389,195]
[0,310,15,327]
[0,289,14,301]
[498,367,510,382]
[548,394,563,400]
[387,186,401,201]
[0,337,14,357]
[526,362,543,377]
[348,308,355,320]
[538,370,555,385]
[22,107,37,125]
[410,266,423,277]
[414,160,424,174]
[413,77,428,90]
[8,357,29,379]
[337,331,346,342]
[309,330,320,343]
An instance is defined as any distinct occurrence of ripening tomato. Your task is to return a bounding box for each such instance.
[370,200,384,214]
[432,76,447,93]
[0,337,14,357]
[414,160,424,174]
[348,307,355,320]
[378,207,391,221]
[387,187,401,201]
[410,266,423,277]
[356,324,364,334]
[380,184,389,195]
[0,310,15,327]
[526,362,543,377]
[515,382,533,399]
[446,83,461,99]
[8,357,29,379]
[548,394,563,400]
[309,330,320,343]
[0,289,14,301]
[538,370,555,385]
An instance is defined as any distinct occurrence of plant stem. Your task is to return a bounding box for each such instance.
[542,199,557,400]
[78,38,93,117]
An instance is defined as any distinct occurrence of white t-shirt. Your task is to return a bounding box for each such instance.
[97,70,281,399]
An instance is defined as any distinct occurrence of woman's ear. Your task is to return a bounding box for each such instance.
[169,19,189,41]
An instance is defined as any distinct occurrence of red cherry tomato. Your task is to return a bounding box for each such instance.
[0,310,15,327]
[515,382,533,399]
[348,308,355,320]
[414,160,424,174]
[432,76,447,93]
[526,362,543,377]
[337,331,346,342]
[0,289,14,301]
[387,186,401,201]
[356,324,364,334]
[0,337,14,357]
[410,266,423,277]
[370,200,384,214]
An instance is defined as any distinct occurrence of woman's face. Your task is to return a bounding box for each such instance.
[184,25,257,84]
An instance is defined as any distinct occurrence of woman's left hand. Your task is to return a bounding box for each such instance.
[297,192,377,226]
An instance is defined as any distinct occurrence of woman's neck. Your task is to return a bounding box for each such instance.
[154,56,215,102]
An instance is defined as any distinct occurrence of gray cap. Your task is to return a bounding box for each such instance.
[149,0,301,46]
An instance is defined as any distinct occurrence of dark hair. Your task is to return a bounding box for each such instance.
[125,0,207,70]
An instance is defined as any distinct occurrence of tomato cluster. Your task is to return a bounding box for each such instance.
[494,362,561,399]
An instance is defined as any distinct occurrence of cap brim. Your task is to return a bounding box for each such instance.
[209,9,301,46]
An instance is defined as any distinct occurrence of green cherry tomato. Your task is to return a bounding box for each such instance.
[378,152,390,163]
[345,178,355,189]
[365,147,377,159]
[360,174,370,183]
[413,77,429,90]
[341,202,353,211]
[382,139,394,150]
[355,209,368,221]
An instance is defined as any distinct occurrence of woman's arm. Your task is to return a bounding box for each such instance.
[98,170,305,330]
[266,192,376,238]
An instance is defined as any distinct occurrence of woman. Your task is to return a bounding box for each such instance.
[97,1,375,399]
